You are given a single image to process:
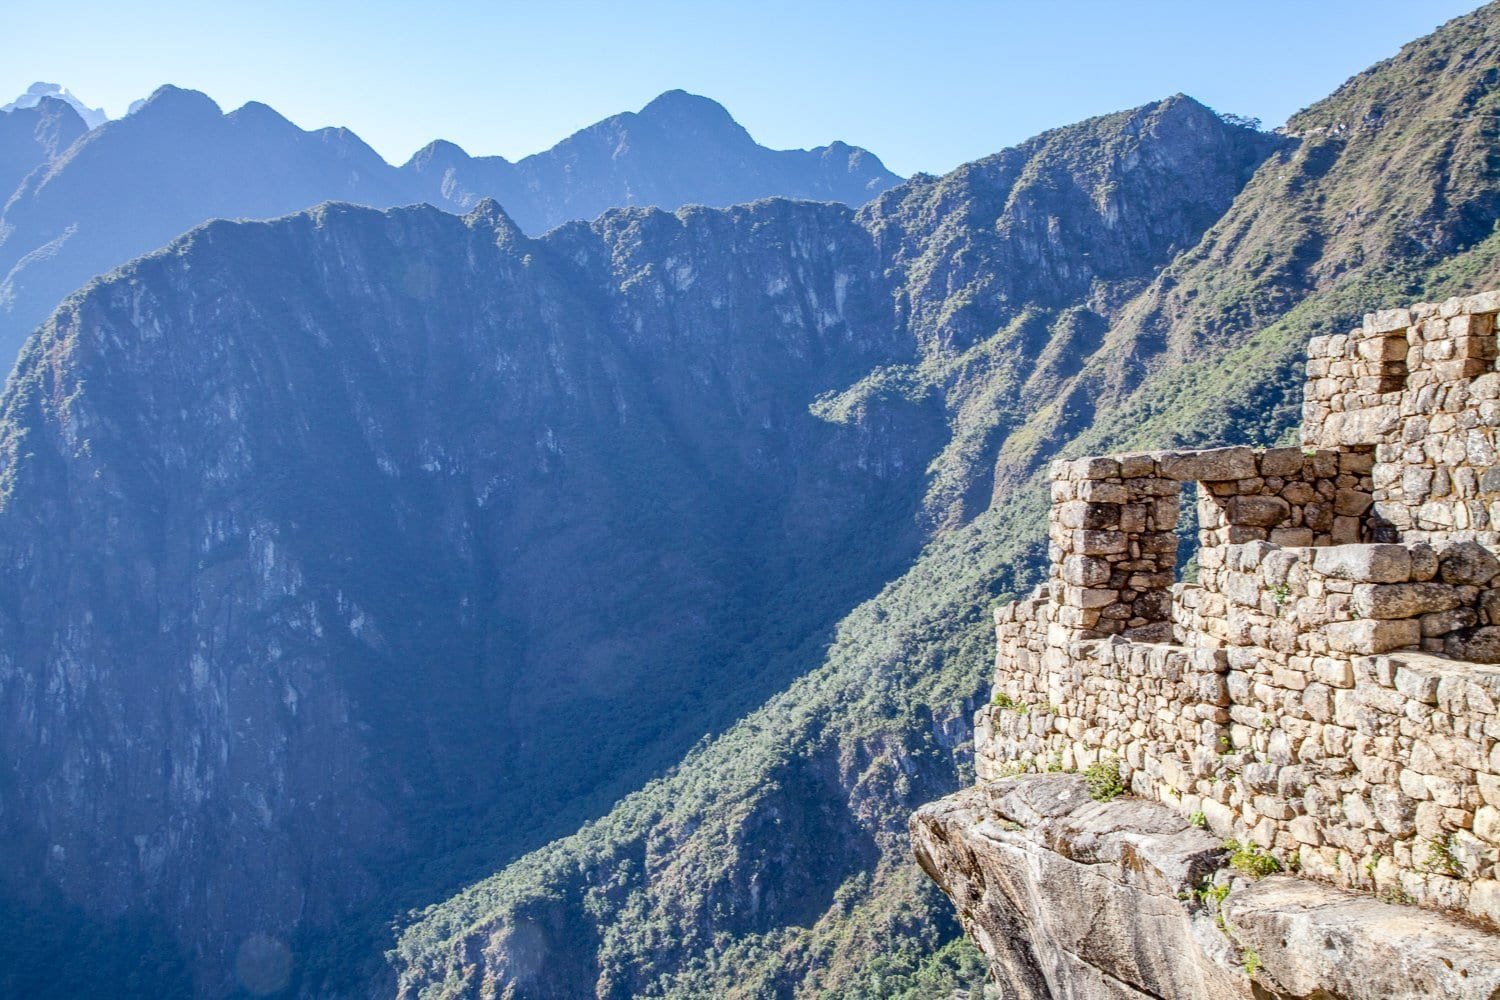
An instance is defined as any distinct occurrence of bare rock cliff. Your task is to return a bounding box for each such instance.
[912,776,1500,1000]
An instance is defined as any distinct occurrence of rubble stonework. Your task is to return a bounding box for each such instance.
[974,291,1500,926]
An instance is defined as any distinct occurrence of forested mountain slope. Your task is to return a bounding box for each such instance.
[391,6,1500,998]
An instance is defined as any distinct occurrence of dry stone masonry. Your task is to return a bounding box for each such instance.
[975,291,1500,927]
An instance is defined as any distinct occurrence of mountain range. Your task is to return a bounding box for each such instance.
[2,4,1499,999]
[1,83,108,129]
[0,86,899,369]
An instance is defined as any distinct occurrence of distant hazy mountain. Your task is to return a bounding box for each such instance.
[0,96,86,202]
[1,82,108,129]
[401,89,901,231]
[0,86,901,367]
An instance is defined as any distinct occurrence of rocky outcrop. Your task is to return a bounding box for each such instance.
[912,776,1500,1000]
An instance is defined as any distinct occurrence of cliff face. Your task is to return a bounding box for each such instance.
[0,198,927,995]
[912,777,1500,1000]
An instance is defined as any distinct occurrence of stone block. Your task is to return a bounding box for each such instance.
[1436,541,1500,586]
[1155,446,1258,483]
[1259,447,1307,477]
[1393,666,1440,705]
[1312,544,1413,583]
[1366,307,1413,334]
[1061,555,1111,587]
[1350,582,1462,619]
[1225,494,1291,528]
[1077,481,1129,503]
[1443,626,1500,664]
[1476,805,1500,846]
[1325,619,1421,655]
[1070,456,1121,480]
[1074,530,1128,554]
[1057,501,1118,530]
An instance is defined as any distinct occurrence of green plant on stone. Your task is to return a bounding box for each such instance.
[1242,947,1263,978]
[1084,758,1125,802]
[1270,583,1290,607]
[1378,886,1417,906]
[1423,835,1463,878]
[1224,840,1282,879]
[1189,810,1208,829]
[992,691,1019,710]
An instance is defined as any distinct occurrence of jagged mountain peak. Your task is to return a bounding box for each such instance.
[0,95,88,205]
[635,88,743,131]
[403,137,483,170]
[1,82,107,129]
[129,84,223,121]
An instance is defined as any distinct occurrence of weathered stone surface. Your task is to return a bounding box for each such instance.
[1313,544,1413,583]
[1326,618,1420,654]
[913,778,1500,1000]
[1438,541,1500,586]
[1351,582,1463,619]
[1445,626,1500,664]
[1157,446,1258,482]
[1224,878,1500,999]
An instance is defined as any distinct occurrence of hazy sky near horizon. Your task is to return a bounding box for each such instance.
[0,0,1485,177]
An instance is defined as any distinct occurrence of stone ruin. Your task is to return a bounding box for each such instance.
[977,290,1500,925]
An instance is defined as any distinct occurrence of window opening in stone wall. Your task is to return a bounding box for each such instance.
[1176,481,1201,584]
[1376,332,1409,392]
[1455,310,1498,377]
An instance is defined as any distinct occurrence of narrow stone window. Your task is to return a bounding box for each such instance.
[1374,333,1409,393]
[1176,482,1201,584]
[1453,310,1497,377]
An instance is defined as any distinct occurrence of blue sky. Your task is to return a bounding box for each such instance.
[0,0,1485,177]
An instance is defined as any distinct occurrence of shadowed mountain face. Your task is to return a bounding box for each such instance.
[0,87,900,370]
[0,97,86,208]
[0,93,1277,997]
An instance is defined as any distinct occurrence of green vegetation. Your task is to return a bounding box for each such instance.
[1083,759,1126,803]
[1423,835,1464,878]
[1224,840,1283,880]
[831,936,990,1000]
[1189,810,1208,829]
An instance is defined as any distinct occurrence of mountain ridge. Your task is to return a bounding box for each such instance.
[0,86,901,370]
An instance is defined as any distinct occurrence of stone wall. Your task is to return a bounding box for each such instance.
[974,291,1500,928]
[1305,290,1500,541]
